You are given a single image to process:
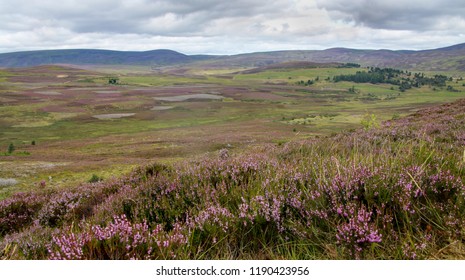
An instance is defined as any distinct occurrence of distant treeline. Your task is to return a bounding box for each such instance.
[333,67,452,91]
[337,62,361,68]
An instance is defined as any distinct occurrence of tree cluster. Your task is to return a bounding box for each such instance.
[337,63,361,68]
[333,67,452,92]
[296,79,314,86]
[333,67,403,84]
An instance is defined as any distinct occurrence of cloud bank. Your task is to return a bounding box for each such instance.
[1,0,464,54]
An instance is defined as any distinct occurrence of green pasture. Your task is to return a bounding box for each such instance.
[233,67,360,82]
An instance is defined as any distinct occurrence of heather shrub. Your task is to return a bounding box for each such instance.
[37,191,87,227]
[0,225,53,259]
[133,177,192,230]
[335,204,382,258]
[37,176,139,228]
[90,184,141,225]
[47,215,187,260]
[68,179,129,221]
[139,162,173,179]
[414,169,465,236]
[0,193,45,236]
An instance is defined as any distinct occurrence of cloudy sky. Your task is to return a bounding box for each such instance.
[1,0,464,54]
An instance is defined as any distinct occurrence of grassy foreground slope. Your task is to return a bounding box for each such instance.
[2,97,465,259]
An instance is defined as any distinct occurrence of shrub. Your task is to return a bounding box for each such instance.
[360,113,379,130]
[47,215,187,260]
[37,191,87,227]
[0,225,53,259]
[88,174,103,183]
[0,193,45,236]
[7,143,15,154]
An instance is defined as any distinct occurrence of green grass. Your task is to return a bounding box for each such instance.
[233,68,360,82]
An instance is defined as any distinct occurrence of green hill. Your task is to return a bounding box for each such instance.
[0,49,213,67]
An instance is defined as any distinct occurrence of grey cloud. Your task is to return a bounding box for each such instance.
[317,0,465,31]
[0,0,288,35]
[0,0,464,54]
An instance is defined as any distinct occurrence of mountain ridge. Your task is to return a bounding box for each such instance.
[0,43,464,70]
[0,49,211,68]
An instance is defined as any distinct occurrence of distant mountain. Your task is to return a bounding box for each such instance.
[0,49,215,67]
[204,43,465,71]
[0,43,464,70]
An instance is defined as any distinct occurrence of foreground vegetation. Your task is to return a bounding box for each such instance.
[1,96,465,259]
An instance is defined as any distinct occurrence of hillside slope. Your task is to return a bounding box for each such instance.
[2,98,465,259]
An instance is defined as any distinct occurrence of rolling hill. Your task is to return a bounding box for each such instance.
[203,43,465,70]
[0,49,214,68]
[0,43,464,70]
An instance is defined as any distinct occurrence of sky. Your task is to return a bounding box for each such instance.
[1,0,465,55]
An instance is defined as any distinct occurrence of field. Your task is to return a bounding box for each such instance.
[1,64,464,199]
[1,63,465,259]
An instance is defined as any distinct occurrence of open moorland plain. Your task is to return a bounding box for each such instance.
[1,45,465,259]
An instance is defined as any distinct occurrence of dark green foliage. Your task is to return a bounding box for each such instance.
[338,63,361,68]
[7,143,15,154]
[296,79,314,86]
[88,174,103,183]
[447,85,460,92]
[333,67,452,91]
[333,67,402,84]
[108,78,119,84]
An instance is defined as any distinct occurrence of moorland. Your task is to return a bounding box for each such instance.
[1,44,465,259]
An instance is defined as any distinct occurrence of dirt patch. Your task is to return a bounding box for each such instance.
[72,87,107,91]
[35,91,62,95]
[151,106,174,110]
[153,93,224,102]
[94,90,123,94]
[92,113,136,119]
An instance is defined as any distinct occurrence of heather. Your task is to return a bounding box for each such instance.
[2,99,465,259]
